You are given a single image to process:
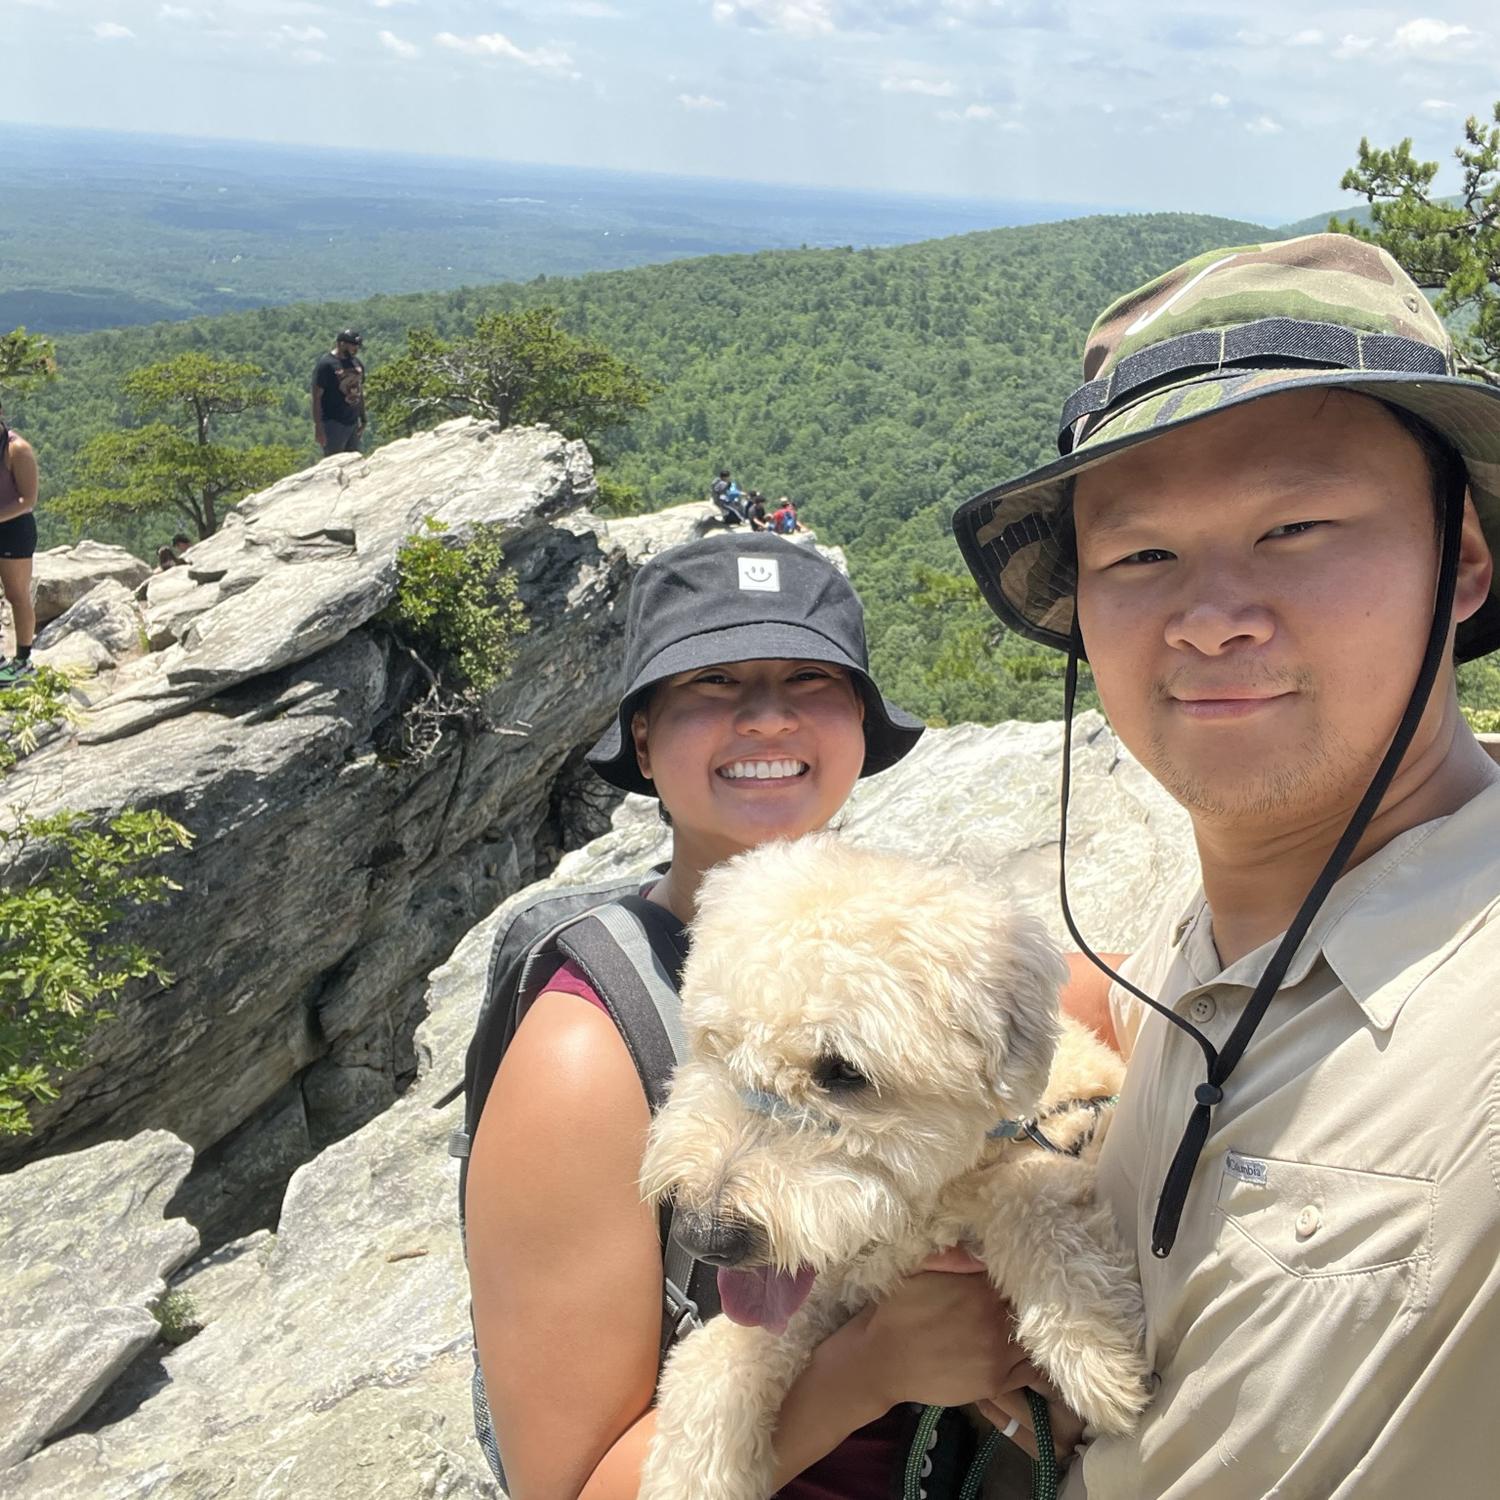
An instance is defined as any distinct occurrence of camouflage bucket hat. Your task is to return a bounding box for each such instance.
[952,232,1500,662]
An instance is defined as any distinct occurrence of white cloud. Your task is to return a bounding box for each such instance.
[92,20,134,39]
[881,74,957,97]
[158,3,196,18]
[1419,97,1457,112]
[938,102,1002,121]
[1333,33,1376,58]
[1208,91,1230,108]
[278,24,326,43]
[379,29,419,58]
[371,0,415,7]
[1392,17,1476,54]
[1245,114,1283,135]
[435,31,580,77]
[1288,28,1323,45]
[713,0,1062,37]
[559,0,623,14]
[712,0,836,36]
[292,47,326,64]
[677,92,726,109]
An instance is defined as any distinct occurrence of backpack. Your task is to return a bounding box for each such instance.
[442,875,721,1488]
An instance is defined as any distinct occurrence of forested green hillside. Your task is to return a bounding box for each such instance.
[35,210,1485,725]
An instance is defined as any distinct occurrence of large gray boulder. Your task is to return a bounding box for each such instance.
[2,715,1192,1496]
[29,542,151,628]
[32,579,148,683]
[0,1131,196,1470]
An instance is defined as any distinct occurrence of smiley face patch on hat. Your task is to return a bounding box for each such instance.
[738,556,781,592]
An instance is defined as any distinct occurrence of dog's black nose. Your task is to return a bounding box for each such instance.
[672,1207,766,1267]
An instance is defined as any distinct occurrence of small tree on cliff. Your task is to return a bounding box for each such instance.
[0,669,190,1135]
[1336,99,1500,386]
[366,306,659,444]
[58,353,301,540]
[0,327,58,404]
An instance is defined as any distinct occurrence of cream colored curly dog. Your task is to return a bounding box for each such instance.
[638,835,1149,1500]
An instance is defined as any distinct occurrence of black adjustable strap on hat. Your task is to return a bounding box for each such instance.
[1056,488,1463,1257]
[1056,319,1450,457]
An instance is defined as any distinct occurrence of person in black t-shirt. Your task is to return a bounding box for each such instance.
[312,329,366,456]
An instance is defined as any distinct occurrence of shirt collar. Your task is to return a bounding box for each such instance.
[1173,780,1500,1030]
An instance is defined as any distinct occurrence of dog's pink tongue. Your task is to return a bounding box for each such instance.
[717,1265,816,1333]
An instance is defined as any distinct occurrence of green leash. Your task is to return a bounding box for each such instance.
[903,1390,1059,1500]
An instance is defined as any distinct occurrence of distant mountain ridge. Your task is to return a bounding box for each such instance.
[2,123,1110,335]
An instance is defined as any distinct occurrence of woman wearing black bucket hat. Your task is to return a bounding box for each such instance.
[466,534,1055,1499]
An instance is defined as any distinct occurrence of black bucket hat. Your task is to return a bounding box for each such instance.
[586,533,924,796]
[952,232,1500,662]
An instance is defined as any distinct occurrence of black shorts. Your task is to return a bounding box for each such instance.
[0,512,36,560]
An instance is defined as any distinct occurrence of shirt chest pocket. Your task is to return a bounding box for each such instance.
[1215,1153,1433,1279]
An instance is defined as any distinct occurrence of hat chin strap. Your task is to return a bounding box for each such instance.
[1058,490,1464,1258]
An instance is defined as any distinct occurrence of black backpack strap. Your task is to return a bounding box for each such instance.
[551,896,718,1352]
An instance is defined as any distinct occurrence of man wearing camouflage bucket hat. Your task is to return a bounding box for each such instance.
[953,232,1500,1497]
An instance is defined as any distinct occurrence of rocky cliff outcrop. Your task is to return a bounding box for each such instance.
[2,714,1193,1495]
[0,420,728,1246]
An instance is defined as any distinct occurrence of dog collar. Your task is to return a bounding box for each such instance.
[739,1087,840,1135]
[988,1095,1118,1156]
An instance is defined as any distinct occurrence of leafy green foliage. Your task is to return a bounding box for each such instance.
[386,518,530,694]
[55,353,299,540]
[123,352,276,440]
[1337,99,1500,385]
[0,326,58,404]
[366,306,659,443]
[153,1288,202,1346]
[60,424,300,542]
[0,665,82,774]
[0,672,191,1135]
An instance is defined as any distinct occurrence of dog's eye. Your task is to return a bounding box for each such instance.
[812,1056,869,1093]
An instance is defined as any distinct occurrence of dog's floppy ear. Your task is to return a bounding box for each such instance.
[966,909,1065,1117]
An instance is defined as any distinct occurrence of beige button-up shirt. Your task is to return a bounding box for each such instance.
[1066,779,1500,1499]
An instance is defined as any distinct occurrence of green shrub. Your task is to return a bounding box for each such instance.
[153,1288,202,1345]
[0,671,191,1135]
[385,517,529,693]
[1464,706,1500,735]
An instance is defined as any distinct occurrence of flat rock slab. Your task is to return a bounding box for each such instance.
[0,1130,197,1471]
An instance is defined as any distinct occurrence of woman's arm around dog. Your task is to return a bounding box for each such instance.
[467,994,1055,1498]
[468,996,945,1496]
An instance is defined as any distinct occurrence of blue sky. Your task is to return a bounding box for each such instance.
[8,0,1496,219]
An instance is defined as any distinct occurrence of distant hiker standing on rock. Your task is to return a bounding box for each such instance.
[0,407,39,683]
[312,329,366,456]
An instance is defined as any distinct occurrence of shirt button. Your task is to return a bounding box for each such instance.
[1295,1205,1322,1239]
[1189,995,1217,1024]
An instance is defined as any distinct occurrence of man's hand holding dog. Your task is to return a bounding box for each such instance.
[839,1247,1084,1464]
